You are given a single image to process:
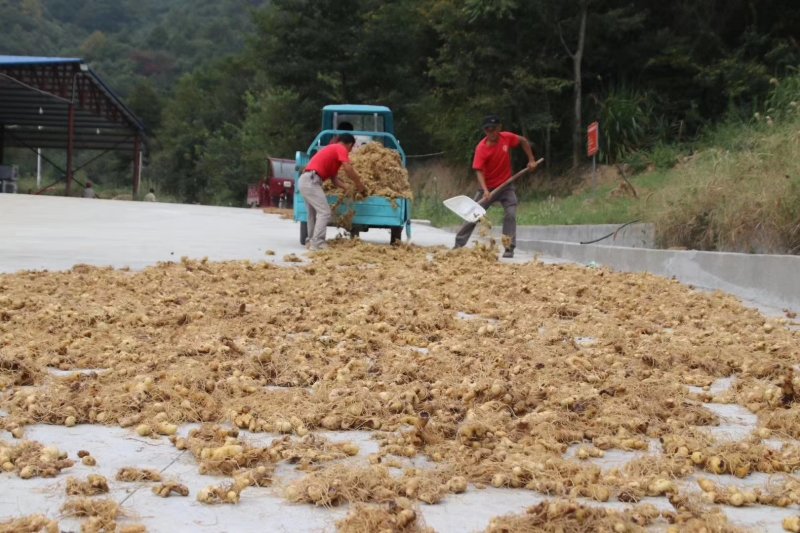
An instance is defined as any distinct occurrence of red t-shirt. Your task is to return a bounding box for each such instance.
[305,143,350,180]
[472,131,521,189]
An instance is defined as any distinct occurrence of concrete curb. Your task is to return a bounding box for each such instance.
[512,223,655,248]
[516,239,800,314]
[444,223,656,248]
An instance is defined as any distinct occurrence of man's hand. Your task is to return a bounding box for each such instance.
[481,190,491,203]
[343,162,368,196]
[527,159,539,172]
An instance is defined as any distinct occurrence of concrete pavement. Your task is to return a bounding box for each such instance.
[0,194,461,273]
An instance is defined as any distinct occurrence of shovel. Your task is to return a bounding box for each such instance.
[444,158,544,223]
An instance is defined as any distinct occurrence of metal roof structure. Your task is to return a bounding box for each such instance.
[0,55,146,196]
[322,104,392,114]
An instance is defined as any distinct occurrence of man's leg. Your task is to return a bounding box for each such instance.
[298,173,315,244]
[299,173,331,249]
[306,203,316,247]
[453,190,483,248]
[498,187,518,256]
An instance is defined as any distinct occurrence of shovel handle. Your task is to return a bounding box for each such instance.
[479,158,544,207]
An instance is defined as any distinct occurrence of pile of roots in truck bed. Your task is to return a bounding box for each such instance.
[326,142,412,200]
[0,241,799,531]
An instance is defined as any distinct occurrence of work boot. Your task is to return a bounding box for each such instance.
[502,247,514,258]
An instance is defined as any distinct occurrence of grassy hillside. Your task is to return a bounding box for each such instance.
[411,72,800,254]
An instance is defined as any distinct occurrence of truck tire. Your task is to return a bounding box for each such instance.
[300,222,308,245]
[390,226,402,245]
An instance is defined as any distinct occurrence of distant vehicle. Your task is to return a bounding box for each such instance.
[293,104,411,244]
[246,157,295,208]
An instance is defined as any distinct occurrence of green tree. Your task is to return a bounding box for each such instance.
[423,0,572,164]
[150,58,255,202]
[127,79,163,134]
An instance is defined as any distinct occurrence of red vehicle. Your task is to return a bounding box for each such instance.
[247,157,295,208]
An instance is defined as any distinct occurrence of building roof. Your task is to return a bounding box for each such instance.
[0,55,145,152]
[323,104,392,114]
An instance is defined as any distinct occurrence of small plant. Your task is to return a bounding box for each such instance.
[598,87,654,163]
[649,143,681,170]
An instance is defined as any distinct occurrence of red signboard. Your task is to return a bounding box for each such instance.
[587,121,599,157]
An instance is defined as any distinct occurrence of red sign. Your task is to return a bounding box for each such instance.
[587,121,599,157]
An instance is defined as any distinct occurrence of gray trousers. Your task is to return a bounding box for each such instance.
[454,186,518,249]
[298,171,331,249]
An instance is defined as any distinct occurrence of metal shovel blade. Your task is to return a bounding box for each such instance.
[443,195,486,223]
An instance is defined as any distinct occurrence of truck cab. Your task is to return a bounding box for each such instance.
[304,105,405,162]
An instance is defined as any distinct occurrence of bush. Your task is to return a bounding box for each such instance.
[649,143,681,170]
[598,87,654,163]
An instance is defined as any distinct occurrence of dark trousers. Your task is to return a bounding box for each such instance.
[453,186,518,249]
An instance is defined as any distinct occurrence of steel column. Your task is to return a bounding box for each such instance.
[133,135,141,197]
[0,124,4,164]
[65,103,74,196]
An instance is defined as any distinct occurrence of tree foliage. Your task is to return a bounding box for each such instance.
[2,0,798,203]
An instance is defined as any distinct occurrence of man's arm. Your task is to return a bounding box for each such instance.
[517,135,539,171]
[341,162,368,194]
[475,170,490,203]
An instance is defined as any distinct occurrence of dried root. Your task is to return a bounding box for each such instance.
[115,467,162,482]
[197,482,241,505]
[0,440,73,479]
[177,424,274,476]
[485,500,655,533]
[784,516,800,532]
[664,434,800,476]
[663,492,741,532]
[0,515,58,533]
[337,500,433,533]
[329,142,412,200]
[233,465,273,488]
[61,498,119,532]
[118,526,147,533]
[1,240,800,529]
[284,464,448,506]
[0,355,41,388]
[152,481,189,497]
[66,474,110,496]
[698,475,800,507]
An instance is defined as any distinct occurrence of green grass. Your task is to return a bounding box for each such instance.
[412,169,673,228]
[513,187,636,226]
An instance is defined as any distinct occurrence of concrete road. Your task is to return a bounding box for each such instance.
[0,195,468,273]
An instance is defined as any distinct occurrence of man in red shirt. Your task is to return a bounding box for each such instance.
[298,133,367,250]
[453,115,538,257]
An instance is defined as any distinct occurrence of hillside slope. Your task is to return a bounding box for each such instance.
[1,0,267,94]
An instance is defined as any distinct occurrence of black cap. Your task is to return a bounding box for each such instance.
[482,115,501,129]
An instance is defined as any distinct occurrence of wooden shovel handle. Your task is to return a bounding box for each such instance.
[479,158,545,207]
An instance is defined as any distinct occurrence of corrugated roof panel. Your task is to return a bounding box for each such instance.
[0,56,146,152]
[0,55,82,66]
[323,104,391,114]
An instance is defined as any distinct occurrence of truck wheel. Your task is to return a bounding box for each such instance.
[390,226,402,245]
[300,222,308,245]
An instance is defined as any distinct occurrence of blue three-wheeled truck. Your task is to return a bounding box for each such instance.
[293,105,412,245]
